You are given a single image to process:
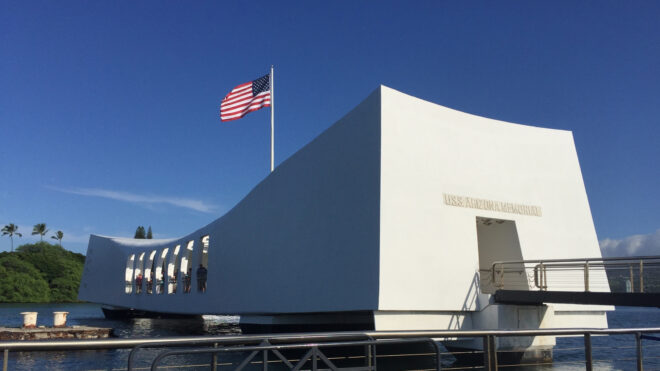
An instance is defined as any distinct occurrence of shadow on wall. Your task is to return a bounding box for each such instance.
[445,271,547,366]
[447,272,481,330]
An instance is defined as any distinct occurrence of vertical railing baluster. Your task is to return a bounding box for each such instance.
[312,347,317,371]
[584,262,590,292]
[3,348,8,371]
[584,333,593,371]
[212,342,218,371]
[534,265,539,289]
[372,338,378,370]
[640,261,644,293]
[636,332,643,371]
[263,347,268,371]
[492,264,497,289]
[490,335,498,370]
[483,335,497,371]
[366,336,376,370]
[630,264,635,293]
[431,340,443,370]
[483,336,490,371]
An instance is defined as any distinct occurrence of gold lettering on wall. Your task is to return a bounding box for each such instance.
[443,193,542,217]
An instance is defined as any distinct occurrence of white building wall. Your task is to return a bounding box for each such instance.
[79,88,383,314]
[378,86,608,314]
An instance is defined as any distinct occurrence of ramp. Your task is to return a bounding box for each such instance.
[494,289,660,307]
[487,256,660,307]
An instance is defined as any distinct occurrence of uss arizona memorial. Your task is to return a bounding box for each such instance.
[80,86,610,353]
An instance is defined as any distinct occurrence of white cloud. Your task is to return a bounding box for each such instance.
[49,186,216,213]
[600,229,660,257]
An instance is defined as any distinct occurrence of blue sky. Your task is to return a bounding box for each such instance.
[1,1,658,255]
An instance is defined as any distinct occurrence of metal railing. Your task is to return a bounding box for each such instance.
[146,337,442,371]
[490,255,660,293]
[3,327,660,371]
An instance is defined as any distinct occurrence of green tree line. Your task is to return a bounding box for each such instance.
[0,241,85,303]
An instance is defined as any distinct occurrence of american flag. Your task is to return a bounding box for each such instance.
[220,74,271,122]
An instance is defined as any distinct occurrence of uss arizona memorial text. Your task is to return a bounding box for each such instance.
[443,193,543,217]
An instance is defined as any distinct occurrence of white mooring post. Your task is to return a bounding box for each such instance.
[53,311,69,328]
[20,312,37,328]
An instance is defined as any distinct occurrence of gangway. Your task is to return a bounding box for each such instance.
[488,256,660,307]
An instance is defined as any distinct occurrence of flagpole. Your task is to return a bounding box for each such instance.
[270,65,274,173]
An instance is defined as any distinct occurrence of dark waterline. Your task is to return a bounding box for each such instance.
[1,304,659,370]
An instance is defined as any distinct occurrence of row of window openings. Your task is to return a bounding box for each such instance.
[124,235,209,295]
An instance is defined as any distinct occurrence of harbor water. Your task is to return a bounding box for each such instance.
[1,303,659,370]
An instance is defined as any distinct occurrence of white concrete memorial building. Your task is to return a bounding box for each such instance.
[80,86,610,354]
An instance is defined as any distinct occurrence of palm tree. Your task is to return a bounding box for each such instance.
[32,223,49,242]
[1,223,22,252]
[51,230,64,246]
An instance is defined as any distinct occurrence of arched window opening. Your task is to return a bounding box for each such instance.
[180,240,194,294]
[134,252,145,294]
[155,248,169,294]
[125,254,135,294]
[167,245,181,294]
[145,250,157,294]
[197,235,210,293]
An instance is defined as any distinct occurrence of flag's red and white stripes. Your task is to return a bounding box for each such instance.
[220,77,271,122]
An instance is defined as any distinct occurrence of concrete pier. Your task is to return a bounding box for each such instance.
[0,326,112,341]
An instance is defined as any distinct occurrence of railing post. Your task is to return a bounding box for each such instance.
[370,336,377,370]
[483,336,490,371]
[534,265,539,288]
[636,332,643,371]
[263,346,268,371]
[3,348,8,371]
[539,262,545,291]
[364,344,371,369]
[483,335,497,371]
[584,262,590,292]
[640,261,644,293]
[430,340,443,370]
[312,347,318,371]
[492,264,498,289]
[494,263,504,289]
[212,342,218,371]
[128,344,146,371]
[584,333,593,371]
[630,264,635,293]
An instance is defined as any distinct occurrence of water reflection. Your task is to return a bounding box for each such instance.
[117,315,241,338]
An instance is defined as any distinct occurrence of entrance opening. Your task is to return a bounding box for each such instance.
[476,217,525,293]
[168,245,181,294]
[180,240,194,293]
[197,235,209,293]
[145,250,157,294]
[134,252,145,294]
[125,254,135,294]
[199,235,210,267]
[155,248,169,294]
